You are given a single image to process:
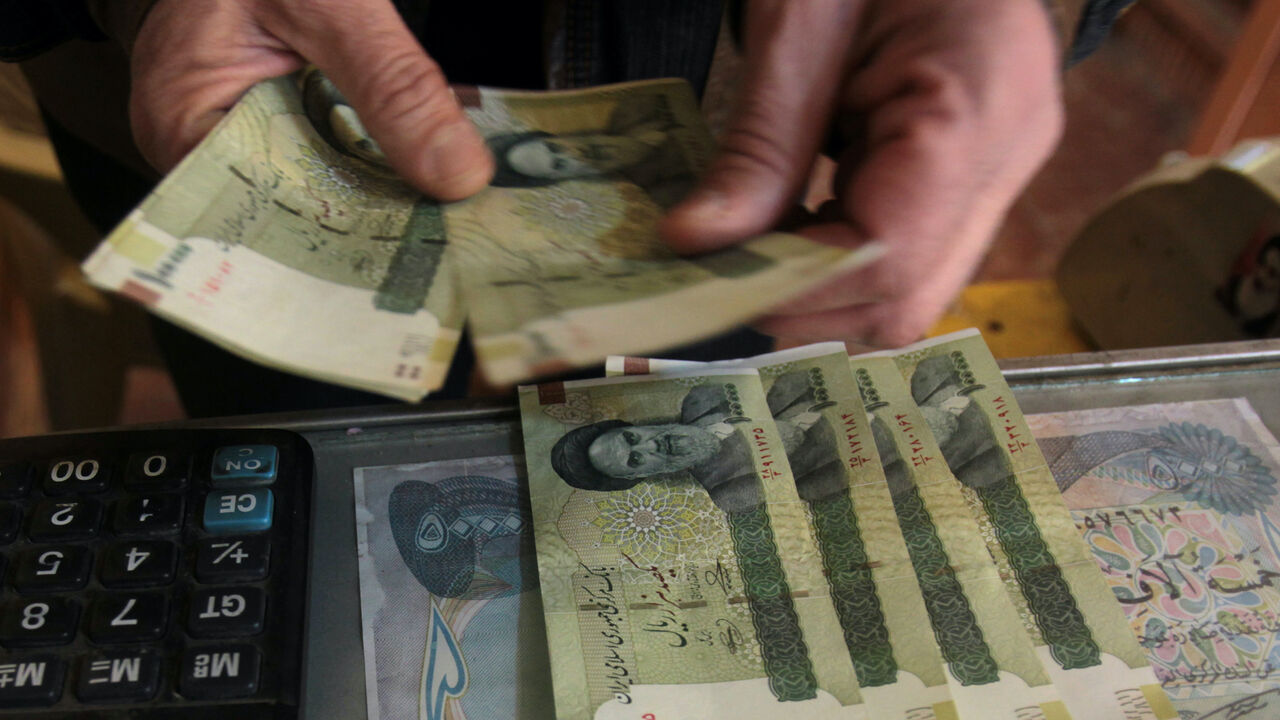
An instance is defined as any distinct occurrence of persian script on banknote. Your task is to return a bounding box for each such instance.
[354,455,553,720]
[519,369,875,720]
[82,71,463,400]
[607,345,958,719]
[84,71,880,398]
[870,330,1175,719]
[444,80,881,385]
[1028,398,1280,719]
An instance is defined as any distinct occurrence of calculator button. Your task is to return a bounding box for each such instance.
[211,445,279,487]
[42,457,112,495]
[87,592,168,644]
[125,451,188,490]
[0,654,65,707]
[187,587,266,638]
[0,503,19,545]
[0,597,79,647]
[112,494,185,537]
[13,545,93,593]
[196,535,270,583]
[203,489,273,534]
[28,499,102,542]
[100,541,178,588]
[75,650,161,703]
[0,462,32,499]
[179,644,260,700]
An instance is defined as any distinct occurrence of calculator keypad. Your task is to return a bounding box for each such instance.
[0,429,311,718]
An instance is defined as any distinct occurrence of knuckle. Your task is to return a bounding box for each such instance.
[357,52,458,136]
[716,98,800,182]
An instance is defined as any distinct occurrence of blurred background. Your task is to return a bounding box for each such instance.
[1,0,1272,438]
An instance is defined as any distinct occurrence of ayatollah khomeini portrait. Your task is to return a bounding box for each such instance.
[549,384,763,515]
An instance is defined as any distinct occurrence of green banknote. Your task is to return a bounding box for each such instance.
[81,70,462,401]
[850,355,1071,719]
[872,329,1176,719]
[519,370,868,719]
[446,80,881,385]
[607,345,958,719]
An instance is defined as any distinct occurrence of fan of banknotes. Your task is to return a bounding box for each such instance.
[80,70,880,400]
[353,329,1199,720]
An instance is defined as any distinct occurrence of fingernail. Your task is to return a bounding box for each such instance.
[424,123,491,194]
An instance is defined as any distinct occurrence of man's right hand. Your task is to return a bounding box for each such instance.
[120,0,493,201]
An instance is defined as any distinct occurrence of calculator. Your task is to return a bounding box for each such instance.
[0,429,313,718]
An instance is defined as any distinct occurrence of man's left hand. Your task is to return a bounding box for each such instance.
[661,0,1064,350]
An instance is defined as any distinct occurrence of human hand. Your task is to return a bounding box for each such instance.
[114,0,492,200]
[662,0,1064,349]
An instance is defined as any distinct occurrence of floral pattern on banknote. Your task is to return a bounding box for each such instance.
[513,183,661,261]
[591,484,723,561]
[1078,505,1280,697]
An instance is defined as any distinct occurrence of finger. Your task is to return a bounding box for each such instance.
[129,0,305,171]
[271,0,493,201]
[754,287,947,349]
[661,0,862,253]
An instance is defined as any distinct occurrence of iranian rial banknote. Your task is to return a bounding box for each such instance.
[519,369,871,719]
[1028,398,1280,719]
[353,456,553,720]
[447,80,881,385]
[607,345,958,719]
[83,70,463,401]
[849,355,1071,720]
[871,330,1174,719]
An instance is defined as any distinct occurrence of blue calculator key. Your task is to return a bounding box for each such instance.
[203,489,274,534]
[211,445,278,487]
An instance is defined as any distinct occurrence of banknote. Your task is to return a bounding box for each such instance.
[1028,398,1280,718]
[446,80,882,385]
[607,345,957,718]
[871,329,1174,719]
[353,455,553,720]
[519,369,871,719]
[848,355,1073,719]
[82,70,462,401]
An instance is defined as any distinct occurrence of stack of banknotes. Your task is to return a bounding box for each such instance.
[80,71,879,400]
[350,328,1280,719]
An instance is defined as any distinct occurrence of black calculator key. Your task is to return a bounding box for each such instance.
[0,597,79,647]
[75,650,161,703]
[42,457,112,495]
[125,451,189,490]
[187,587,265,638]
[179,644,260,700]
[0,503,19,545]
[28,499,102,542]
[195,535,270,583]
[0,462,32,499]
[112,494,185,537]
[100,540,178,588]
[13,545,93,593]
[0,654,65,707]
[87,592,168,644]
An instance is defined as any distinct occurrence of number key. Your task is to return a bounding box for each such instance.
[42,457,111,495]
[100,541,177,589]
[87,592,168,644]
[13,545,93,593]
[112,494,184,537]
[28,500,102,542]
[195,535,270,583]
[125,451,187,490]
[0,597,79,647]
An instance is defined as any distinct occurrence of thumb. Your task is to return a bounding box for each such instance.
[662,0,860,252]
[281,0,493,201]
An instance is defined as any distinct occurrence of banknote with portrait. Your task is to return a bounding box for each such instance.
[353,455,553,720]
